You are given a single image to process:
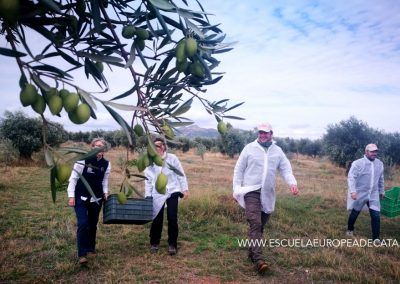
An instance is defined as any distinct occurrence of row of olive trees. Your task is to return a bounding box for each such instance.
[2,111,398,169]
[213,117,400,167]
[66,124,326,159]
[68,129,133,148]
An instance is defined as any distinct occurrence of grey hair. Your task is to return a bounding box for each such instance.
[90,137,109,151]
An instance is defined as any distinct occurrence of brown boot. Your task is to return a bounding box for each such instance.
[256,260,268,274]
[79,256,88,265]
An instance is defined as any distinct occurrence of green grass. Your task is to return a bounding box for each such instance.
[1,154,400,283]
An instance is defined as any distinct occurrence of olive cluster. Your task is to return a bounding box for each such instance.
[121,25,150,51]
[175,37,205,77]
[19,84,91,124]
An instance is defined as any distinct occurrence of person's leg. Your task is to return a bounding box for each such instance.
[347,209,361,232]
[261,212,270,234]
[166,193,180,249]
[74,198,89,258]
[150,204,165,246]
[369,209,380,240]
[244,191,264,263]
[87,200,103,253]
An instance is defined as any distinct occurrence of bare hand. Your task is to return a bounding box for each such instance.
[183,191,189,200]
[351,192,357,200]
[290,185,299,195]
[68,197,75,207]
[104,192,109,200]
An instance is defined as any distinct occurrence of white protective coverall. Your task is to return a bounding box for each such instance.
[347,156,384,211]
[233,140,297,213]
[145,153,188,218]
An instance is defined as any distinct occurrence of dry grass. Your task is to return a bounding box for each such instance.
[0,148,400,283]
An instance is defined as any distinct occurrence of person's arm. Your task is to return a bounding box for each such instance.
[347,162,360,200]
[144,167,154,197]
[278,153,298,195]
[233,147,247,189]
[67,161,84,206]
[173,156,189,199]
[166,155,189,200]
[102,162,111,200]
[378,163,385,198]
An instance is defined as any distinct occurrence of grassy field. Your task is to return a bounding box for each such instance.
[1,148,400,283]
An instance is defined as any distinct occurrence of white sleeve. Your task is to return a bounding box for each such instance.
[233,146,247,189]
[67,161,85,198]
[347,162,361,194]
[173,156,188,191]
[144,167,155,197]
[278,153,297,186]
[102,162,111,194]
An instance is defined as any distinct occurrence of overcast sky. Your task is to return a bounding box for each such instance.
[1,0,400,139]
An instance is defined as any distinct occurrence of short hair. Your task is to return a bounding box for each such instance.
[90,137,108,151]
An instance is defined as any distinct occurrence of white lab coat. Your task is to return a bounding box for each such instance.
[233,140,297,213]
[347,156,384,211]
[144,153,188,218]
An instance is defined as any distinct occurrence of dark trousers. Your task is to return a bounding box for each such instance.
[347,202,380,240]
[150,192,180,247]
[74,197,103,257]
[244,191,270,263]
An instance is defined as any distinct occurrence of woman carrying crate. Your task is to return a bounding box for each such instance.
[144,137,189,255]
[67,138,111,265]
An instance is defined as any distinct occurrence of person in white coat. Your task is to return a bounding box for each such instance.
[346,143,385,241]
[144,138,189,255]
[233,122,298,274]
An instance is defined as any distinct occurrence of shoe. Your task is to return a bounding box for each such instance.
[78,257,88,265]
[256,260,268,274]
[150,245,159,253]
[87,251,97,258]
[168,245,177,255]
[346,230,354,237]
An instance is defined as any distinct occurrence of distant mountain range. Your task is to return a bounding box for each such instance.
[176,124,219,138]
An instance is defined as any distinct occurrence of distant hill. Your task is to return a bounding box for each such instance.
[176,124,219,138]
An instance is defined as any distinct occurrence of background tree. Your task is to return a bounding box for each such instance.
[322,116,380,167]
[0,111,67,160]
[384,133,400,165]
[174,136,190,153]
[0,138,19,169]
[113,129,133,148]
[219,128,249,158]
[195,142,206,160]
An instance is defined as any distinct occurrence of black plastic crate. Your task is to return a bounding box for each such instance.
[103,194,153,225]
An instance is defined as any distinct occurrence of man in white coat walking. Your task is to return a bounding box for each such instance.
[233,122,298,274]
[346,143,385,242]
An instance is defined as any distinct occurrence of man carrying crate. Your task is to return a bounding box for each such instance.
[346,143,385,243]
